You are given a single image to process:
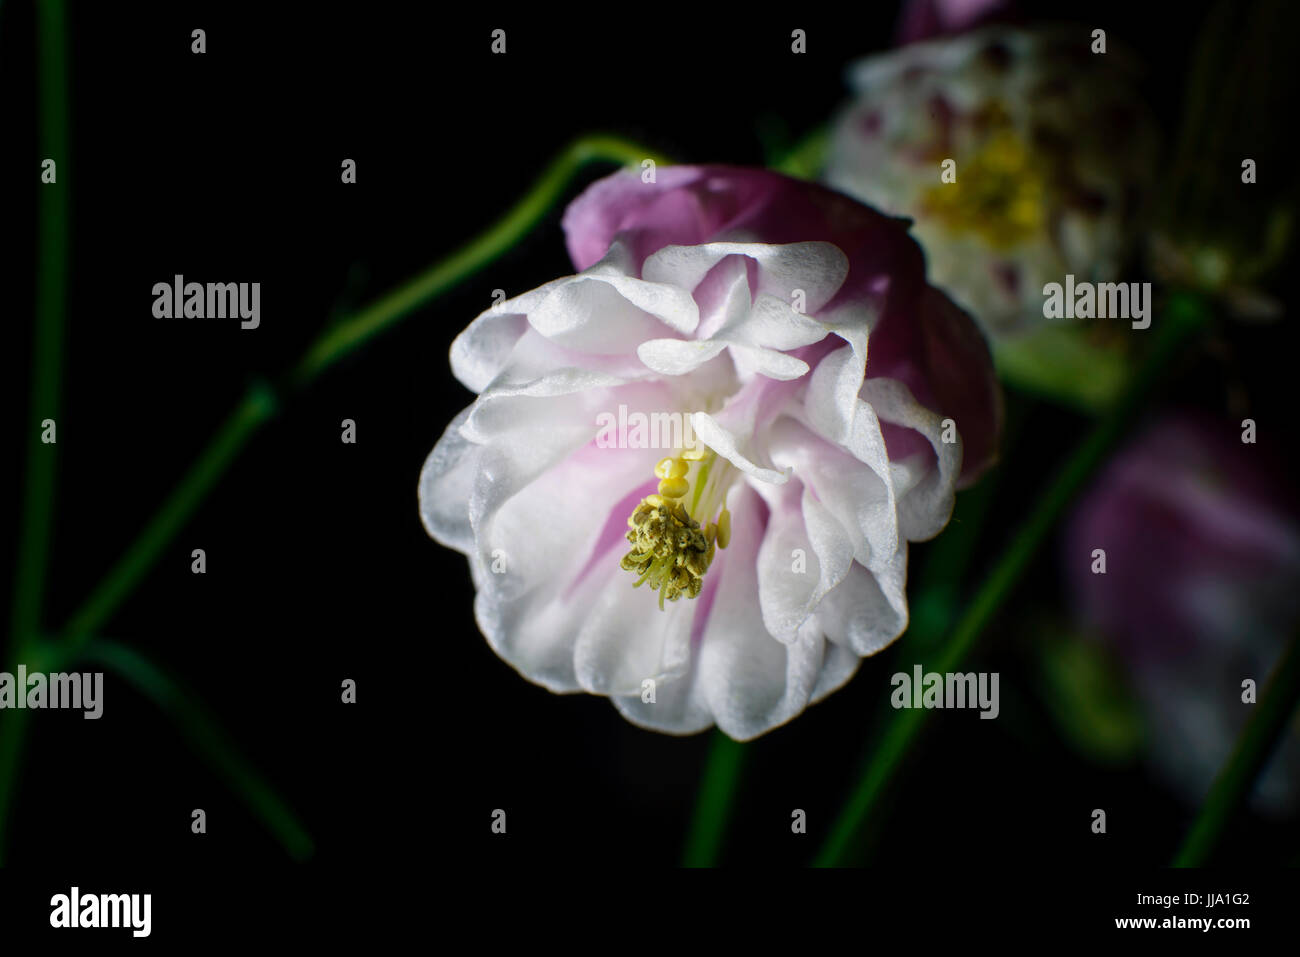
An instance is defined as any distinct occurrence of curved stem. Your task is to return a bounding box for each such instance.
[0,132,673,861]
[1173,627,1300,866]
[0,0,70,865]
[10,0,69,647]
[61,383,278,651]
[813,294,1209,867]
[61,134,669,649]
[80,638,314,860]
[291,135,670,384]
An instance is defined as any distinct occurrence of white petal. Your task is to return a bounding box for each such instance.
[573,576,696,696]
[610,654,715,736]
[471,439,662,691]
[803,342,866,448]
[817,551,910,657]
[695,486,829,739]
[768,415,898,572]
[530,277,674,354]
[691,411,789,486]
[643,242,849,313]
[583,239,701,334]
[694,253,753,341]
[754,478,854,643]
[861,377,962,541]
[720,293,828,351]
[450,280,567,392]
[809,638,863,703]
[418,406,480,555]
[636,338,728,376]
[726,343,810,381]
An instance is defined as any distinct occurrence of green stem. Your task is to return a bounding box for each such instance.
[0,131,673,861]
[10,0,69,647]
[61,384,277,651]
[1,0,70,866]
[813,294,1209,867]
[80,638,314,860]
[1173,627,1300,866]
[292,135,671,384]
[62,134,668,650]
[682,731,746,867]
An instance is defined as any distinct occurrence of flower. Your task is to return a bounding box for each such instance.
[823,28,1159,407]
[896,0,1012,45]
[419,165,1001,739]
[1065,413,1300,808]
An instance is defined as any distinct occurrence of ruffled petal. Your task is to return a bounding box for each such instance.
[862,377,962,541]
[694,486,832,739]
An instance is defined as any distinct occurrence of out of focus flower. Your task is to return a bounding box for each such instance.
[824,27,1159,408]
[896,0,1011,45]
[420,166,1001,739]
[1065,413,1300,809]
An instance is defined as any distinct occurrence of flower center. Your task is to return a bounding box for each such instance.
[620,448,733,610]
[921,121,1046,249]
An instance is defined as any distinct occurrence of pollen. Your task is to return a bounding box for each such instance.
[920,118,1046,249]
[620,454,729,609]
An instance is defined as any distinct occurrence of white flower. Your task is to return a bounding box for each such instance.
[419,166,1001,739]
[824,28,1158,342]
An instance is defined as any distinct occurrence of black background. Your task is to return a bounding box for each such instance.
[1,0,1297,894]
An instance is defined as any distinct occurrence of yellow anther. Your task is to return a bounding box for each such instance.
[658,477,689,499]
[620,456,719,607]
[655,457,689,479]
[716,507,731,549]
[681,444,707,461]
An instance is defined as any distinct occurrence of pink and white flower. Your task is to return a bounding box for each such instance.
[419,166,1001,739]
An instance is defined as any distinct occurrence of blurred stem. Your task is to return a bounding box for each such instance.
[60,133,670,649]
[907,475,1000,652]
[291,135,672,384]
[0,132,673,862]
[80,638,314,860]
[682,732,746,867]
[909,397,1029,651]
[61,383,278,651]
[1,0,70,866]
[814,294,1209,867]
[1173,626,1300,866]
[10,0,69,648]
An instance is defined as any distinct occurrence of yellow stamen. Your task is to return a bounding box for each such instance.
[619,448,730,608]
[716,507,731,549]
[920,116,1047,250]
[658,477,689,499]
[655,457,689,479]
